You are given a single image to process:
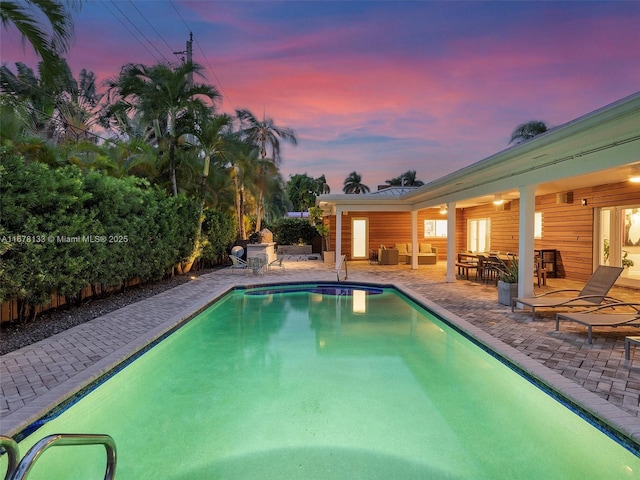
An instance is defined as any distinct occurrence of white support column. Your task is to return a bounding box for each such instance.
[335,208,343,270]
[518,185,536,298]
[446,202,457,283]
[411,210,418,269]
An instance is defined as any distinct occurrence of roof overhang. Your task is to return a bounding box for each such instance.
[317,91,640,212]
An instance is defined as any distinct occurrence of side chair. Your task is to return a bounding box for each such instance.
[229,255,249,273]
[268,257,285,273]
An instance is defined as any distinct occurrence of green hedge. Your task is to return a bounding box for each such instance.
[0,152,198,321]
[200,209,237,265]
[270,218,318,245]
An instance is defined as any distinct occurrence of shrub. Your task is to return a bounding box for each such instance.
[201,209,236,264]
[270,218,318,245]
[0,152,200,321]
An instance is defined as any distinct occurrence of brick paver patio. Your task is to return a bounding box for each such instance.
[2,257,639,446]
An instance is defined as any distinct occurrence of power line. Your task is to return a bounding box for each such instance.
[109,1,174,65]
[167,1,235,111]
[127,0,176,60]
[101,1,162,64]
[169,0,191,32]
[100,1,168,66]
[193,37,235,112]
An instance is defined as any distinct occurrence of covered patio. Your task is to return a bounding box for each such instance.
[317,91,640,296]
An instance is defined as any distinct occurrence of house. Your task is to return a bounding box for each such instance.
[316,91,640,299]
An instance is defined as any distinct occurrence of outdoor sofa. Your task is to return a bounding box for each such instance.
[394,242,438,265]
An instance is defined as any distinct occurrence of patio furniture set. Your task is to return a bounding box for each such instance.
[229,252,285,276]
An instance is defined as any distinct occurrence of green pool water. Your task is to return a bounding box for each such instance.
[6,285,640,479]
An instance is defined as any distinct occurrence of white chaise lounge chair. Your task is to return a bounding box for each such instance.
[511,265,623,320]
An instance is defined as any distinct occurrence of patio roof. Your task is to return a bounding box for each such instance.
[317,91,640,213]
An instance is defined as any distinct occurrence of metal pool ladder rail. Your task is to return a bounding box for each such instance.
[336,254,348,281]
[1,433,116,480]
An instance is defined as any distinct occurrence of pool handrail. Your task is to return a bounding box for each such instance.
[1,436,19,480]
[336,254,348,281]
[6,433,116,480]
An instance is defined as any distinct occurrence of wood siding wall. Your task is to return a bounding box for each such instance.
[330,211,448,261]
[328,181,640,282]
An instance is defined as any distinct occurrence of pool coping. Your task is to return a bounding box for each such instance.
[2,276,640,453]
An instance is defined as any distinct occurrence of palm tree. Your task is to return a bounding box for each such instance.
[228,144,259,240]
[316,174,330,194]
[0,0,77,76]
[343,171,370,194]
[236,108,297,232]
[183,113,237,237]
[263,172,290,224]
[385,170,424,187]
[509,120,548,144]
[1,59,69,138]
[104,62,221,196]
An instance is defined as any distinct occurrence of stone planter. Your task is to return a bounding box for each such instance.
[323,251,335,264]
[497,280,518,306]
[277,245,312,255]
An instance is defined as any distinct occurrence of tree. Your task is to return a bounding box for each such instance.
[316,174,330,194]
[386,170,424,187]
[509,120,548,144]
[1,59,102,145]
[287,173,318,212]
[236,108,297,232]
[286,173,330,211]
[262,172,290,224]
[0,0,78,77]
[183,112,243,241]
[104,62,220,196]
[343,171,370,194]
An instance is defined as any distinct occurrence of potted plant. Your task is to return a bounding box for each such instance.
[310,206,334,263]
[496,255,519,306]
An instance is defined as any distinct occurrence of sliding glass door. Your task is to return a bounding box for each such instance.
[598,206,640,287]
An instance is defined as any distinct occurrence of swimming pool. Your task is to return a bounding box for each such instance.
[4,283,640,478]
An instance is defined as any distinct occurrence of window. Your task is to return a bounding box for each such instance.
[424,220,447,238]
[534,212,543,239]
[468,218,490,252]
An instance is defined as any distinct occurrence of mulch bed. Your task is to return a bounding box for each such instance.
[0,268,218,355]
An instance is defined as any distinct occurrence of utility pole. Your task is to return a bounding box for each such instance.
[187,32,193,85]
[174,32,194,85]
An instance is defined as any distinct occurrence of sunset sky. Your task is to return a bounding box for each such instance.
[2,0,639,192]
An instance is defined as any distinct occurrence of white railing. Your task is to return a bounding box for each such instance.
[336,254,348,281]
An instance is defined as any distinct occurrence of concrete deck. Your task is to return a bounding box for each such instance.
[2,257,640,446]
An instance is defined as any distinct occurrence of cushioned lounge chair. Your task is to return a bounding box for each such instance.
[511,265,623,320]
[555,302,640,344]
